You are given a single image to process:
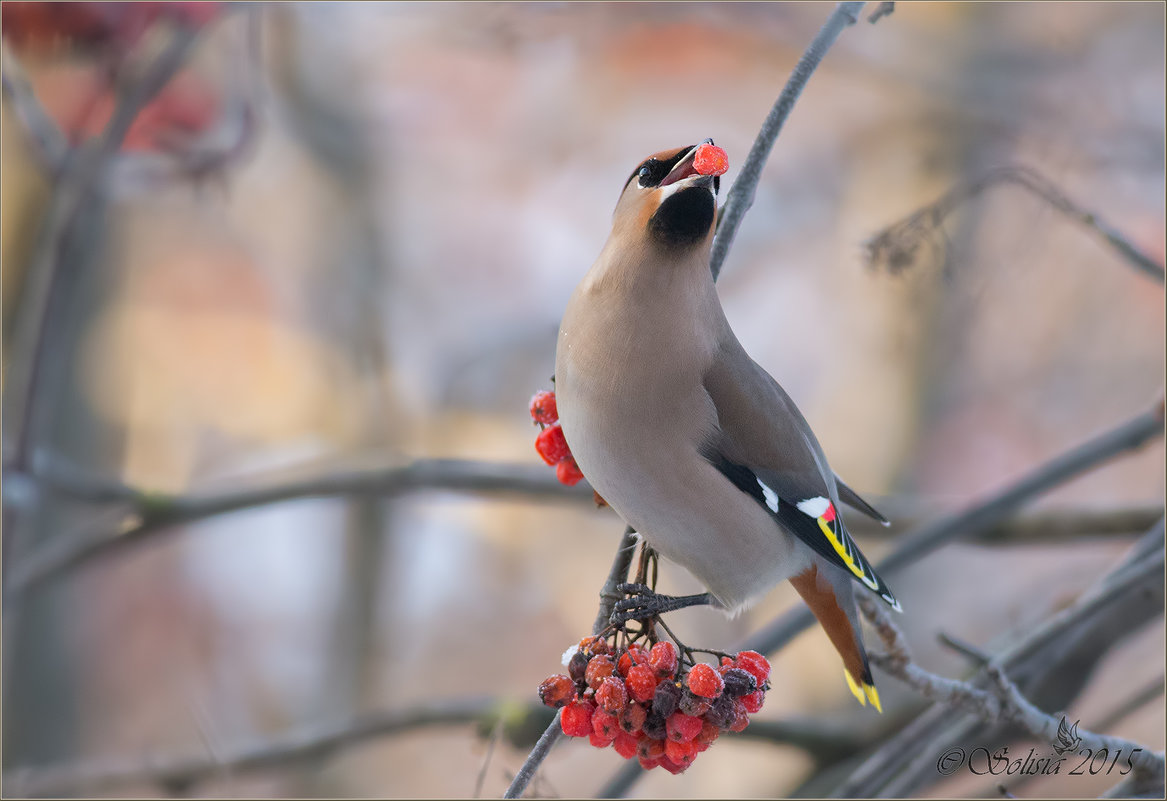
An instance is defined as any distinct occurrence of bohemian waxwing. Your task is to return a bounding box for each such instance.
[554,140,900,711]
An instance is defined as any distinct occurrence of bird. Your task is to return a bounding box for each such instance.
[554,139,900,711]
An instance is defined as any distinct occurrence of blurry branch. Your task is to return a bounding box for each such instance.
[867,2,895,24]
[708,1,865,280]
[865,165,1167,284]
[5,458,595,601]
[0,43,69,172]
[834,519,1166,797]
[742,401,1163,660]
[850,503,1163,543]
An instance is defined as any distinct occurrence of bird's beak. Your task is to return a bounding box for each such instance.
[659,138,719,194]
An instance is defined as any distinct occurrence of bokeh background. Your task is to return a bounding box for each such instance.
[2,2,1163,798]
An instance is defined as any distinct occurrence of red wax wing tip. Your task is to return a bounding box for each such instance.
[821,503,836,523]
[693,143,728,176]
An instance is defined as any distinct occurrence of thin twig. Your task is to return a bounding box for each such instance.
[0,43,70,172]
[865,165,1166,283]
[867,2,895,24]
[708,1,865,280]
[5,458,596,601]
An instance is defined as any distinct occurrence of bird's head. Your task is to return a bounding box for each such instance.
[611,139,721,252]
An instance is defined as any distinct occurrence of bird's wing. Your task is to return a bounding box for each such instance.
[835,475,891,526]
[702,346,900,611]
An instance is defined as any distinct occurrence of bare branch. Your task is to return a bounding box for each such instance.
[865,165,1166,284]
[850,503,1163,543]
[5,458,595,601]
[867,2,895,24]
[0,43,70,172]
[709,1,865,280]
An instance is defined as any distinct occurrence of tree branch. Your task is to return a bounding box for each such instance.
[865,165,1166,284]
[5,458,596,602]
[708,1,865,280]
[0,43,70,172]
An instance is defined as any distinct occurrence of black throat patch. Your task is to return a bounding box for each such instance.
[648,185,715,248]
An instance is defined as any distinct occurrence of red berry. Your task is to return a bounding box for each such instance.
[665,737,698,767]
[727,698,750,732]
[741,689,765,713]
[589,730,614,748]
[659,755,691,774]
[578,635,610,656]
[613,729,640,759]
[561,699,595,737]
[637,736,666,761]
[625,664,658,703]
[649,641,678,678]
[556,456,585,486]
[638,756,662,771]
[692,143,729,177]
[596,676,629,712]
[529,390,558,424]
[535,424,571,466]
[686,663,724,699]
[585,655,615,690]
[592,708,620,740]
[736,651,771,684]
[695,719,721,747]
[617,642,648,676]
[538,674,576,708]
[665,712,704,743]
[618,701,647,734]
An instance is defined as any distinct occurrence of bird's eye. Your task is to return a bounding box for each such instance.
[637,159,664,187]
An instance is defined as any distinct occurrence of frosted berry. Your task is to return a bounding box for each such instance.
[589,730,614,748]
[561,699,595,737]
[736,650,771,684]
[637,736,666,761]
[613,729,640,759]
[556,456,585,486]
[642,710,668,741]
[618,701,647,734]
[578,635,610,656]
[529,390,558,424]
[592,708,620,741]
[693,142,729,177]
[678,688,713,717]
[705,692,735,729]
[535,424,571,466]
[721,667,757,697]
[625,664,658,703]
[665,738,698,767]
[695,718,721,747]
[585,655,615,690]
[538,674,576,708]
[741,689,765,714]
[659,754,691,774]
[617,643,648,676]
[727,698,750,732]
[649,641,678,678]
[686,663,724,699]
[596,676,629,712]
[639,756,662,771]
[665,712,704,743]
[651,680,681,719]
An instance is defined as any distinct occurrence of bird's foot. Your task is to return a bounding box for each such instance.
[609,583,714,626]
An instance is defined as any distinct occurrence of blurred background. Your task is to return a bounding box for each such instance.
[1,2,1163,798]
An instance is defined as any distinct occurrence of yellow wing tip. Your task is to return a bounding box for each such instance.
[844,669,883,713]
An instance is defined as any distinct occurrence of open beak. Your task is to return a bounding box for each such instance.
[659,138,718,193]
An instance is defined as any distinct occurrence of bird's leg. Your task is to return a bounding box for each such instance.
[610,584,715,625]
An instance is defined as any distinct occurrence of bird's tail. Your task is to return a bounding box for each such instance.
[790,565,882,712]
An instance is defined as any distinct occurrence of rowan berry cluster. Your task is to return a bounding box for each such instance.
[530,390,585,486]
[539,635,771,773]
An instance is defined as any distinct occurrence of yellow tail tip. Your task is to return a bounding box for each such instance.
[843,669,867,706]
[843,669,883,713]
[864,683,883,713]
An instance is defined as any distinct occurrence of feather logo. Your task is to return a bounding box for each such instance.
[1052,716,1081,756]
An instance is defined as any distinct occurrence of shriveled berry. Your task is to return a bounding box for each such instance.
[529,390,558,424]
[705,692,735,729]
[678,688,713,717]
[637,736,666,761]
[592,708,620,740]
[736,650,771,684]
[535,424,571,466]
[642,710,667,741]
[556,456,585,486]
[613,729,640,759]
[625,664,658,703]
[568,650,590,684]
[727,698,750,732]
[589,730,614,748]
[721,667,757,698]
[665,712,704,743]
[538,674,576,708]
[618,701,647,734]
[649,641,679,678]
[665,737,698,767]
[741,689,765,713]
[561,699,595,737]
[585,655,615,690]
[651,680,681,719]
[596,676,628,712]
[692,142,729,177]
[686,663,724,699]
